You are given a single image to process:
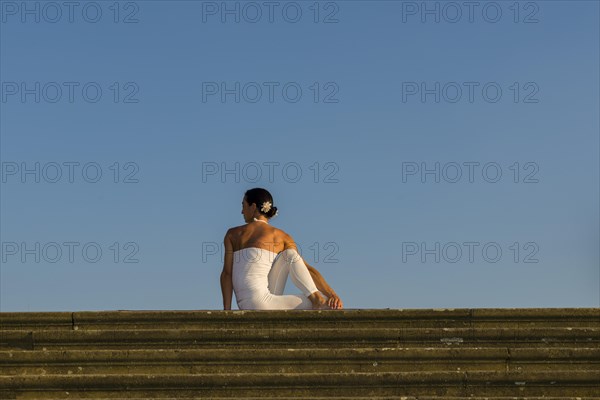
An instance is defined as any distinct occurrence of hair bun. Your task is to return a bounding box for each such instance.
[244,188,278,218]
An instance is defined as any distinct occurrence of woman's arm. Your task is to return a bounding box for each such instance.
[302,256,343,309]
[220,230,234,310]
[303,259,335,296]
[283,232,343,309]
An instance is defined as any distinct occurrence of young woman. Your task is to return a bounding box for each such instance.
[220,188,343,310]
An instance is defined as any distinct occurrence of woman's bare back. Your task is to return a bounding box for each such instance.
[229,222,294,254]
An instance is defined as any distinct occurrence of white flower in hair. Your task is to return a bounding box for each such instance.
[260,201,272,213]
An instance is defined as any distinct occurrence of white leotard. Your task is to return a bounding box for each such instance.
[232,247,319,310]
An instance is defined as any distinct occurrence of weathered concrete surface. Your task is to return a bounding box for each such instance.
[0,308,598,398]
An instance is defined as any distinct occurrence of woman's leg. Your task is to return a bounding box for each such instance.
[268,249,319,297]
[238,249,319,311]
[261,292,314,310]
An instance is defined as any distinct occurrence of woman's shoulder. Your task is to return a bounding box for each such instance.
[227,222,289,236]
[225,225,245,238]
[273,227,295,246]
[226,223,283,235]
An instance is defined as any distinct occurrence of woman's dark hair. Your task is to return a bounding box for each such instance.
[245,188,278,219]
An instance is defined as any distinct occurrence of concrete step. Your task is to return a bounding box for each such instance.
[6,397,600,400]
[1,347,598,375]
[2,327,598,350]
[0,370,599,397]
[0,308,598,398]
[1,308,598,331]
[15,395,600,400]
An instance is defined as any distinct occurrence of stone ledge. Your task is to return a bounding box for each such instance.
[1,308,598,328]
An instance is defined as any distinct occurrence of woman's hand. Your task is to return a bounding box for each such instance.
[327,293,343,309]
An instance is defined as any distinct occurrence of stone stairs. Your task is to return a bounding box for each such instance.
[0,308,598,399]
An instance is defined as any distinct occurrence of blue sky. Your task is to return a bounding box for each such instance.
[1,1,598,311]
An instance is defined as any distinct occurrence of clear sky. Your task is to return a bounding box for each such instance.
[1,1,598,311]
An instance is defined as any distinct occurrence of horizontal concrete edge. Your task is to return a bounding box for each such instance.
[1,347,599,364]
[0,308,598,327]
[0,370,599,390]
[1,327,598,348]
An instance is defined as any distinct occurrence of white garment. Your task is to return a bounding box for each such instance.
[232,247,319,310]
